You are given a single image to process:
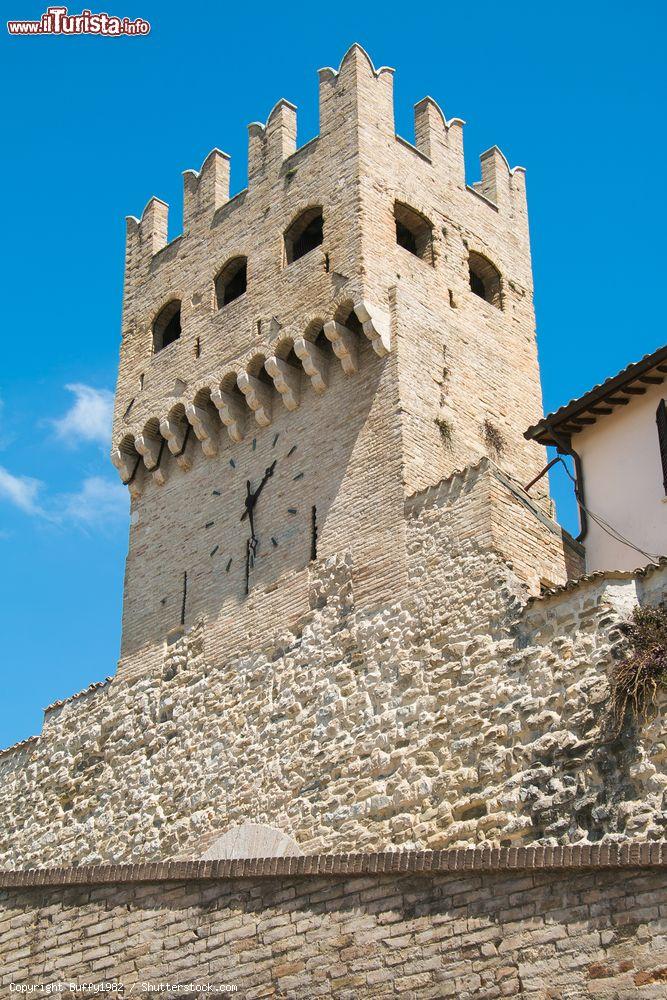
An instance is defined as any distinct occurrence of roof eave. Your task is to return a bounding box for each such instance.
[525,345,667,445]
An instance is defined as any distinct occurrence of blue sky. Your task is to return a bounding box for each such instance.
[1,0,665,747]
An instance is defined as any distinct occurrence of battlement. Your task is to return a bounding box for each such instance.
[123,45,526,280]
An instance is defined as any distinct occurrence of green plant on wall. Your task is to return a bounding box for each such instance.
[607,604,667,737]
[482,418,505,456]
[435,416,452,448]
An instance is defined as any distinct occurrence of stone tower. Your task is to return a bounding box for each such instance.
[9,48,667,885]
[112,44,576,682]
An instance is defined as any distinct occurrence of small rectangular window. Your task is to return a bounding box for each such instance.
[657,398,667,495]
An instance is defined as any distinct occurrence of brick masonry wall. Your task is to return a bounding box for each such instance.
[2,849,667,997]
[361,102,548,501]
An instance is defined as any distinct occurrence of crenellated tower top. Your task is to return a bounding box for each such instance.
[116,44,533,490]
[122,45,527,282]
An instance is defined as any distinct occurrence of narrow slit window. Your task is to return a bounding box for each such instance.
[310,505,318,561]
[180,570,187,625]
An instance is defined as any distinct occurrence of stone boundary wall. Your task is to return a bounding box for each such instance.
[2,847,667,997]
[1,842,666,887]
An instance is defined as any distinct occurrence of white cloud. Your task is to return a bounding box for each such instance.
[0,383,123,526]
[0,465,44,515]
[0,465,126,529]
[53,384,114,447]
[59,476,127,524]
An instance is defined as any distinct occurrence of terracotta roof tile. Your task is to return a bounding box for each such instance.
[0,735,39,758]
[526,557,667,605]
[43,677,113,714]
[525,344,667,446]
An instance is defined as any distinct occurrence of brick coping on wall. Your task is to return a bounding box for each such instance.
[1,842,666,889]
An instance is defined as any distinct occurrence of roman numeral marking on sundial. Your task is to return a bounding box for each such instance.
[180,571,188,626]
[310,507,318,561]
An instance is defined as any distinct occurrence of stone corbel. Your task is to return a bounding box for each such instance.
[111,447,143,498]
[237,372,273,427]
[354,301,391,356]
[185,402,218,457]
[134,433,161,469]
[323,321,358,374]
[111,447,135,483]
[293,338,328,394]
[210,386,245,443]
[265,356,301,411]
[135,434,167,486]
[159,416,193,472]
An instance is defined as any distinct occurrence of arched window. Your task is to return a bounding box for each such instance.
[284,208,324,264]
[153,300,182,353]
[468,252,502,308]
[394,202,434,265]
[215,257,247,309]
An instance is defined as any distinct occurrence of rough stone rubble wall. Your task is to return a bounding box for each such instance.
[0,466,664,871]
[2,867,667,996]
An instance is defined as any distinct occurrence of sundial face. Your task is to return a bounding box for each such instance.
[205,431,314,596]
[122,331,380,656]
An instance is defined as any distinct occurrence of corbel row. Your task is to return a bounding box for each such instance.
[112,300,391,494]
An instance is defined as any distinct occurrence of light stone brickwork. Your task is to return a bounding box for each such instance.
[3,862,667,996]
